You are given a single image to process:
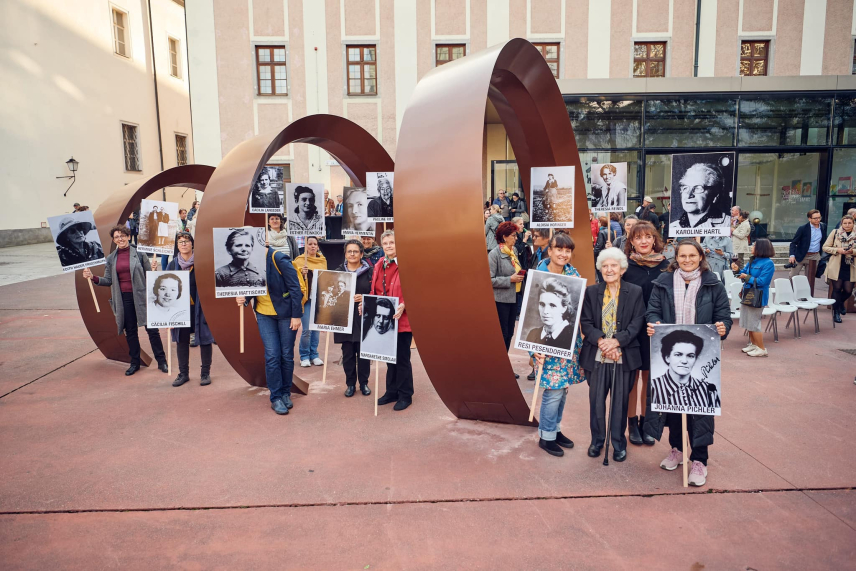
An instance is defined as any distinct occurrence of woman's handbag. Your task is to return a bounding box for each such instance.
[740,264,764,308]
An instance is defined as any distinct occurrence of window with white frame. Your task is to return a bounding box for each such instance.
[175,134,187,166]
[169,37,180,78]
[112,8,128,57]
[122,123,141,172]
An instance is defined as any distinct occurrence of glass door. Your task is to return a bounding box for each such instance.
[491,160,522,204]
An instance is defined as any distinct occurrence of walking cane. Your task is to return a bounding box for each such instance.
[602,361,618,467]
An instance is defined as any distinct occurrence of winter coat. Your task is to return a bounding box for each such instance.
[643,269,732,449]
[822,229,856,282]
[732,219,751,254]
[333,260,374,344]
[488,245,519,304]
[370,258,411,333]
[363,245,384,266]
[485,213,504,250]
[578,281,646,373]
[165,258,215,345]
[93,246,152,335]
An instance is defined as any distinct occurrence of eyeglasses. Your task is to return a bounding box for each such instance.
[177,240,192,246]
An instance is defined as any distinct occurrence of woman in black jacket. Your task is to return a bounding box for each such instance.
[645,240,732,487]
[621,220,669,445]
[334,239,374,397]
[579,248,646,462]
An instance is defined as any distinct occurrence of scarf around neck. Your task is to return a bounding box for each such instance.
[838,229,856,265]
[630,251,666,268]
[176,252,194,270]
[673,268,702,325]
[501,244,522,292]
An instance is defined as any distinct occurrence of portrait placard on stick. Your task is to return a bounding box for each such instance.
[366,172,394,222]
[360,294,399,363]
[212,227,268,298]
[249,166,284,214]
[47,210,105,272]
[514,269,586,360]
[146,270,191,328]
[530,166,575,229]
[650,324,722,416]
[310,270,356,333]
[590,162,628,214]
[669,152,734,238]
[341,186,375,236]
[285,183,325,236]
[138,199,180,255]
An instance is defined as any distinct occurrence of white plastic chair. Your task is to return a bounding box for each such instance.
[763,285,798,342]
[792,275,836,329]
[713,272,722,282]
[774,278,818,336]
[723,269,738,289]
[728,281,743,320]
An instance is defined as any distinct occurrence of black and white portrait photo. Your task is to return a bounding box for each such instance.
[514,270,586,360]
[47,210,105,272]
[146,271,191,328]
[249,166,284,214]
[138,199,180,255]
[669,152,735,238]
[366,172,394,222]
[359,294,399,363]
[213,227,268,298]
[285,183,325,236]
[650,324,722,416]
[310,270,356,333]
[341,186,375,236]
[530,166,575,228]
[590,162,628,214]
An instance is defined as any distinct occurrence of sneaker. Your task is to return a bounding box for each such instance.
[538,438,564,457]
[300,360,311,367]
[311,358,324,366]
[747,347,768,357]
[660,448,683,471]
[741,343,758,353]
[688,461,707,487]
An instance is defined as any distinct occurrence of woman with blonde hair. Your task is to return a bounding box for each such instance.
[823,214,856,323]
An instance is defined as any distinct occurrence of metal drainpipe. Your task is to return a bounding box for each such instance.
[693,0,702,77]
[147,0,166,200]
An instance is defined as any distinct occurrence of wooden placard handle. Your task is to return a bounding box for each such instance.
[682,412,689,488]
[528,361,545,422]
[239,305,245,353]
[321,332,330,384]
[374,361,379,417]
[87,277,100,313]
[167,328,172,376]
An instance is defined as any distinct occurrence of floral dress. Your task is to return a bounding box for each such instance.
[535,262,586,390]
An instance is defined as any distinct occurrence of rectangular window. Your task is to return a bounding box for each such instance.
[347,45,377,95]
[169,37,180,78]
[565,97,643,149]
[122,123,141,172]
[533,43,560,78]
[633,42,666,77]
[738,95,832,146]
[435,44,466,66]
[112,8,128,57]
[740,40,769,76]
[644,97,737,147]
[256,46,287,95]
[175,134,187,166]
[852,40,856,74]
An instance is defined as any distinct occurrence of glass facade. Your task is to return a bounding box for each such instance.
[563,92,856,240]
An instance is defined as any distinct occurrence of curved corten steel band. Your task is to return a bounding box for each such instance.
[195,114,395,395]
[77,165,215,366]
[394,39,594,425]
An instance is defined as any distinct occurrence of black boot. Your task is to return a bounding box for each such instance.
[628,416,643,446]
[344,385,356,397]
[834,309,843,324]
[125,363,140,376]
[200,374,211,386]
[527,367,536,381]
[639,415,656,446]
[172,373,190,387]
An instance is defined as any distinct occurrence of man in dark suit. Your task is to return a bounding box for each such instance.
[788,209,826,295]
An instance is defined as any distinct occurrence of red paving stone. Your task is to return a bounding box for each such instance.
[1,273,855,567]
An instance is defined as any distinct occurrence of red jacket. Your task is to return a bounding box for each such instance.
[370,258,410,333]
[590,218,599,243]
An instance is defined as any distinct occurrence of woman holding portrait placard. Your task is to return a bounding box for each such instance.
[645,240,732,487]
[334,239,374,398]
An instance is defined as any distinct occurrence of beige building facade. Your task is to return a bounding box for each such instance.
[0,0,193,246]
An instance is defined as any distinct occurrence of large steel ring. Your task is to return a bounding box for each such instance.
[195,114,395,395]
[78,165,215,367]
[394,39,594,425]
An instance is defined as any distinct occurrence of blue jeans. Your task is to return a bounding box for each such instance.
[299,299,320,361]
[539,387,568,441]
[256,312,298,402]
[159,254,170,269]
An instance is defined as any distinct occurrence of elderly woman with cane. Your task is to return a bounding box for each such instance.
[579,248,646,463]
[532,232,586,458]
[645,240,732,487]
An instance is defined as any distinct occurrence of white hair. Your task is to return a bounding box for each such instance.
[511,216,524,224]
[596,247,628,271]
